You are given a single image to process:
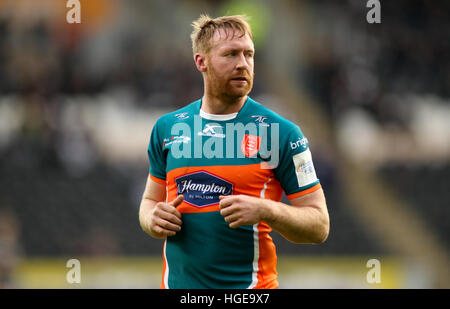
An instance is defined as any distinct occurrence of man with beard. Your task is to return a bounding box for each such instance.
[139,14,329,289]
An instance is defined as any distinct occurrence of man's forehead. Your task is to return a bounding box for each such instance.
[211,28,254,50]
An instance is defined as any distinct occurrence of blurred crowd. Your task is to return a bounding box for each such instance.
[1,0,448,171]
[0,5,202,175]
[302,0,449,125]
[290,0,450,167]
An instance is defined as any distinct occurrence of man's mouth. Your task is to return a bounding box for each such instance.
[231,77,248,82]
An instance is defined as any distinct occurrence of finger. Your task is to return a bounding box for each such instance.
[228,220,242,229]
[219,196,234,209]
[158,202,182,220]
[170,195,184,207]
[220,205,237,217]
[223,212,240,224]
[224,215,242,229]
[154,217,182,232]
[152,225,177,237]
[157,208,183,226]
[219,195,236,201]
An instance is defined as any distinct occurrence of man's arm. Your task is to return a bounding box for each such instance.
[264,189,329,244]
[219,189,329,244]
[139,175,184,239]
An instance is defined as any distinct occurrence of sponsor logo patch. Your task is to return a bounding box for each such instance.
[292,149,318,187]
[251,115,270,127]
[175,171,233,207]
[290,136,308,150]
[163,135,191,147]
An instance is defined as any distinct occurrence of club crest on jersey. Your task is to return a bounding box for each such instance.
[175,171,233,207]
[241,134,261,158]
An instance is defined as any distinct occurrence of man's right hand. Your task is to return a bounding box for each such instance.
[148,195,184,238]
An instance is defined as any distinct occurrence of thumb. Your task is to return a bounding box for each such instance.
[170,195,184,207]
[219,195,234,201]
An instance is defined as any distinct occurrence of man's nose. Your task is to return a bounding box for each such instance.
[235,53,249,70]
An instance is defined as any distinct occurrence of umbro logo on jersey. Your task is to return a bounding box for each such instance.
[174,112,190,120]
[198,124,225,138]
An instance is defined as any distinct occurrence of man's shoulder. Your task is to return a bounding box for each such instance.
[246,97,299,131]
[155,99,201,126]
[248,97,311,155]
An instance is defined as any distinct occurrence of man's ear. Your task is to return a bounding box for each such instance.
[194,53,207,73]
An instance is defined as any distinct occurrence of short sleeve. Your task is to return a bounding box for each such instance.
[147,118,167,184]
[274,124,321,199]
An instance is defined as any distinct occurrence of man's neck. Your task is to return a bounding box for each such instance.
[201,94,247,115]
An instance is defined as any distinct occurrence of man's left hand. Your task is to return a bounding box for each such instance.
[219,195,267,228]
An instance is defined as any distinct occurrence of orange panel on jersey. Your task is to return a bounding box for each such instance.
[166,164,284,214]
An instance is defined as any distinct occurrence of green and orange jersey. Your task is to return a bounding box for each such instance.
[148,96,321,289]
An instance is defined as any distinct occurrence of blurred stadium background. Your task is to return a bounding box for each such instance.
[0,0,449,288]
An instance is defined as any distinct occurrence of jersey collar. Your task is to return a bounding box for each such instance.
[199,96,250,121]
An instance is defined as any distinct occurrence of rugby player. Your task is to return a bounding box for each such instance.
[139,14,329,289]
